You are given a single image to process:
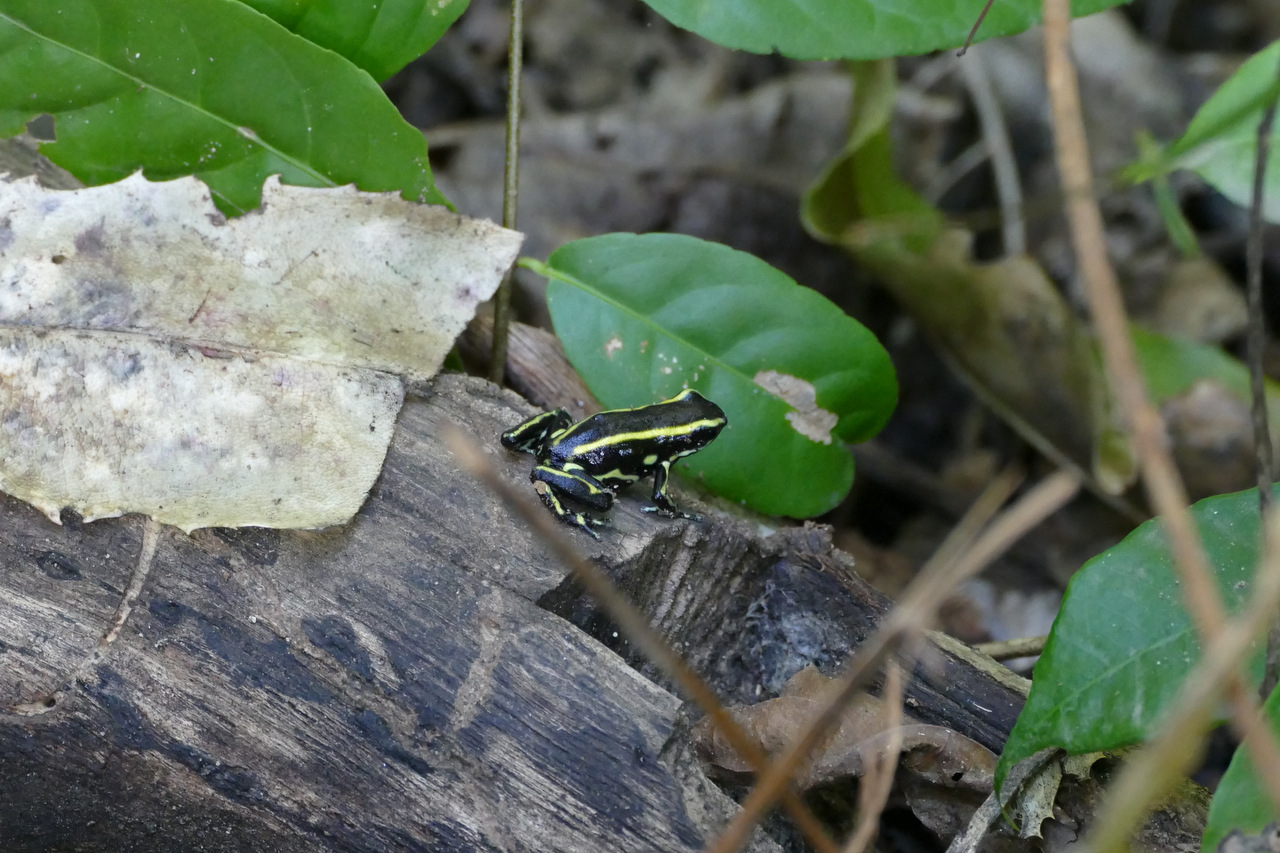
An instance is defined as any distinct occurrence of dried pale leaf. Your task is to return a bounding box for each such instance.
[1060,751,1104,778]
[1007,756,1061,839]
[0,330,402,532]
[753,369,837,445]
[692,666,995,792]
[0,174,522,530]
[0,174,521,382]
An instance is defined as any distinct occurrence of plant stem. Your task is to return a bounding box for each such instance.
[488,0,525,385]
[1252,52,1279,695]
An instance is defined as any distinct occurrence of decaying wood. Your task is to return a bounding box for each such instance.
[0,371,1217,852]
[0,369,1014,852]
[0,376,775,852]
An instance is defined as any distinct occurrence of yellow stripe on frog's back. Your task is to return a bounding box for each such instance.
[569,418,727,457]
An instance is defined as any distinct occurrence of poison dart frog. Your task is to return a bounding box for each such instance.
[500,389,727,538]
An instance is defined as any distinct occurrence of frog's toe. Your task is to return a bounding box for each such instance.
[561,511,606,539]
[642,506,701,521]
[576,513,606,539]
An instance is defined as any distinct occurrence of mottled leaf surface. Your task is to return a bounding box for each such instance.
[0,174,521,530]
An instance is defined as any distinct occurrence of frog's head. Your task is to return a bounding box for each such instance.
[666,389,726,452]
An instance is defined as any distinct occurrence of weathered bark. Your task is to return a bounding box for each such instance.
[0,372,1024,852]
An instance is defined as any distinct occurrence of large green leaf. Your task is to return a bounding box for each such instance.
[639,0,1129,61]
[997,487,1272,787]
[238,0,468,82]
[522,234,898,519]
[1203,685,1280,853]
[0,0,447,214]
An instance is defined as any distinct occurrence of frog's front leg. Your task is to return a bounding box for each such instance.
[531,465,614,539]
[642,460,699,520]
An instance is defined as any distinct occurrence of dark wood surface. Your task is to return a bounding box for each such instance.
[0,374,1028,852]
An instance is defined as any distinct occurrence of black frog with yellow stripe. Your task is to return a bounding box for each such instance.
[501,389,727,538]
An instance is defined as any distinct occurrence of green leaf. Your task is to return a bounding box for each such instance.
[638,0,1128,61]
[0,0,447,214]
[997,486,1272,787]
[237,0,469,82]
[1161,40,1280,223]
[1134,325,1280,426]
[1203,686,1280,853]
[522,234,898,519]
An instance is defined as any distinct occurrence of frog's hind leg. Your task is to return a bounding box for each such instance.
[531,465,612,539]
[501,409,574,454]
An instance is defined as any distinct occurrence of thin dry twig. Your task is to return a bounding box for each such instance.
[924,139,991,204]
[841,660,905,853]
[1252,51,1280,696]
[1042,0,1280,810]
[958,0,997,56]
[957,48,1026,255]
[1247,66,1277,512]
[974,635,1047,662]
[8,516,161,716]
[706,469,1080,853]
[488,0,525,385]
[447,429,842,853]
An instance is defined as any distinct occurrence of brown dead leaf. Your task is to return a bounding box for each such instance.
[692,665,995,793]
[0,173,522,531]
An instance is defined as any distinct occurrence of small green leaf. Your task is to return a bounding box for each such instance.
[0,0,447,214]
[1162,40,1280,223]
[237,0,469,82]
[522,234,898,519]
[1134,325,1280,426]
[997,487,1272,787]
[638,0,1128,61]
[1203,686,1280,853]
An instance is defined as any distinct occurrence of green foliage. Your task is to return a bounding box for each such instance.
[1129,39,1280,223]
[0,0,448,214]
[1203,687,1280,852]
[638,0,1129,60]
[1134,326,1280,422]
[523,234,898,518]
[997,486,1273,787]
[237,0,469,82]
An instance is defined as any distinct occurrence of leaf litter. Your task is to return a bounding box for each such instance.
[692,665,996,792]
[0,173,522,531]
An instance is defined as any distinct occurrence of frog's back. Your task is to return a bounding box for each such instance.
[548,393,725,473]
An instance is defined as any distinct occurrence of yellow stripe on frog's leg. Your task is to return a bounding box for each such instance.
[532,465,614,511]
[535,482,603,540]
